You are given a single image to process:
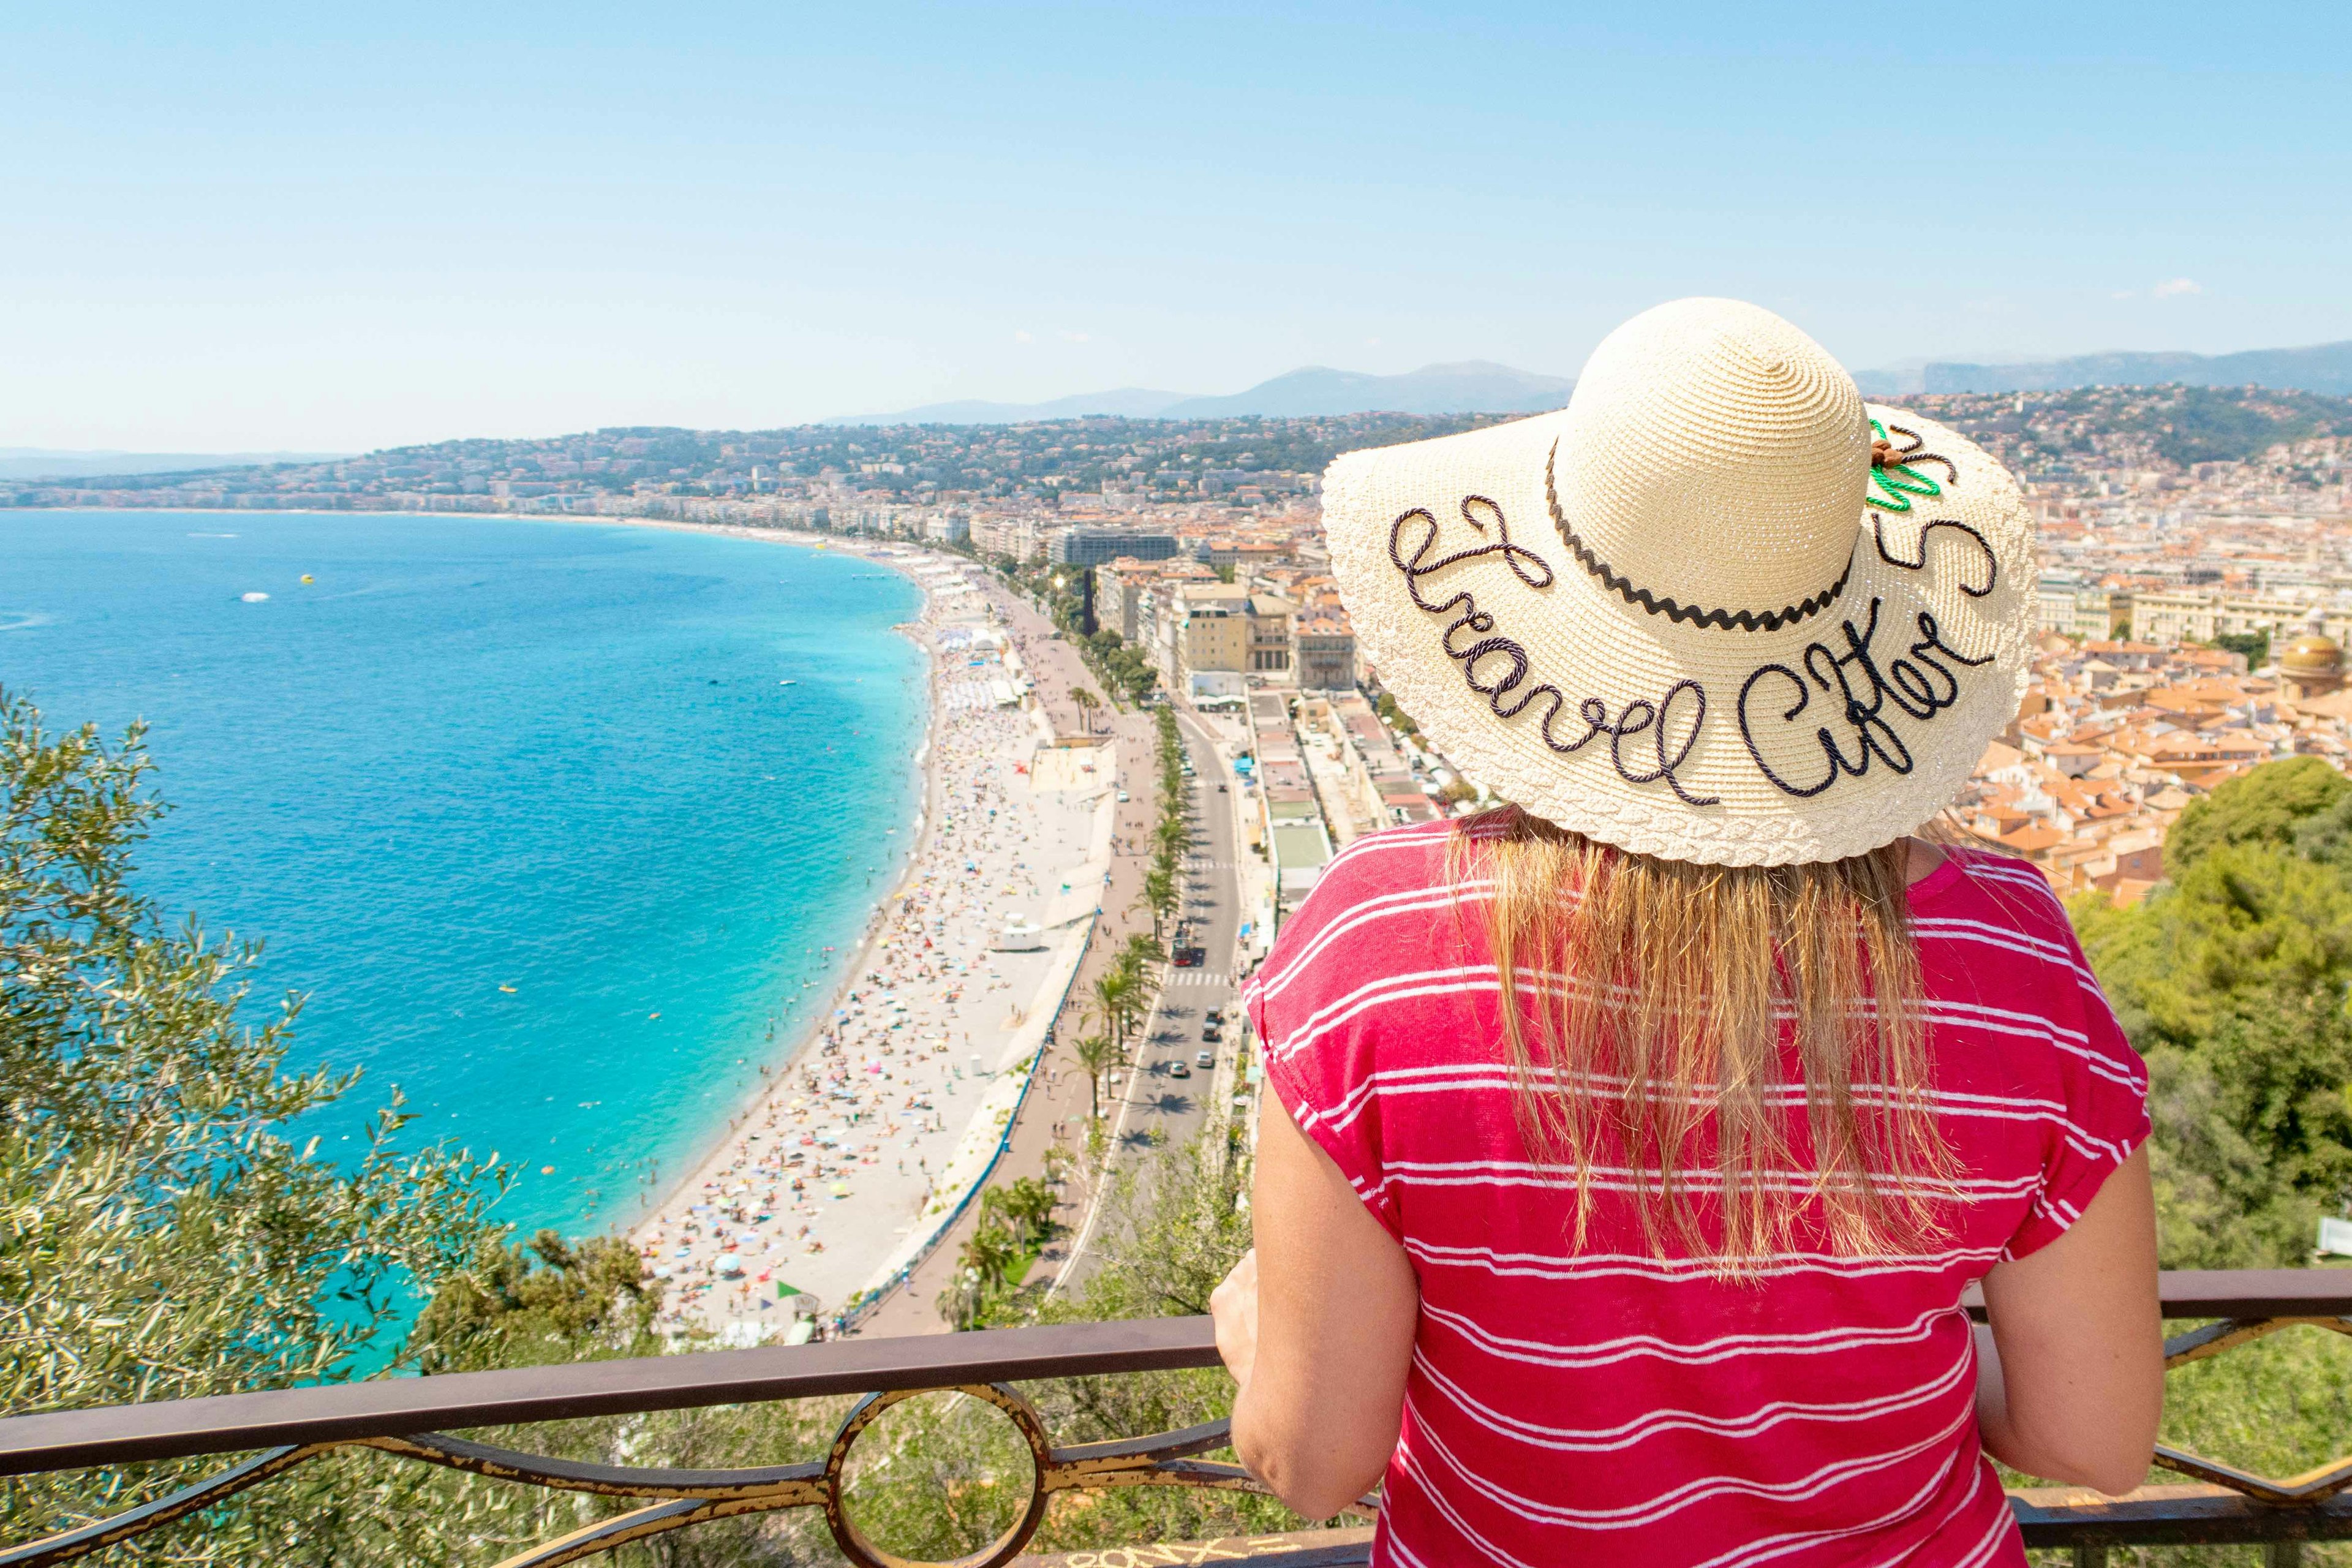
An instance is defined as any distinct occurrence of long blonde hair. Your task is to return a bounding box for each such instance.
[1453,806,1953,1265]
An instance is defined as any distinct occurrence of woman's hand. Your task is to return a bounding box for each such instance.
[1212,1248,1260,1393]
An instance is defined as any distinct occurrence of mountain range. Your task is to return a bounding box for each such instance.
[1852,342,2352,398]
[0,447,347,481]
[827,361,1578,425]
[838,340,2352,426]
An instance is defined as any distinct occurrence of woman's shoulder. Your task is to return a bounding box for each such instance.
[1245,819,1468,1017]
[1280,819,1463,938]
[1914,843,2078,936]
[1910,845,2138,1072]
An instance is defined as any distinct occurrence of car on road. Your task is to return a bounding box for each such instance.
[1205,1008,1224,1025]
[1217,783,1228,791]
[1201,1025,1223,1043]
[1166,1061,1192,1078]
[1196,1049,1214,1069]
[1173,946,1207,968]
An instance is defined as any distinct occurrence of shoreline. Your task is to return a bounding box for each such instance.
[624,531,945,1231]
[616,538,1108,1340]
[14,503,1068,1316]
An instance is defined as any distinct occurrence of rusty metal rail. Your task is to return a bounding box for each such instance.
[3,1272,2350,1567]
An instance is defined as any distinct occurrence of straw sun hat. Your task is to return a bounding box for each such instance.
[1322,298,2035,867]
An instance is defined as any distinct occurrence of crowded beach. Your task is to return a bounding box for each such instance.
[630,549,1112,1341]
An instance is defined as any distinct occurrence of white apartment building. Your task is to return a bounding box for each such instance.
[2131,590,2352,648]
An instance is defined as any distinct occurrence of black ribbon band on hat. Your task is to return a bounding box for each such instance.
[1545,439,1850,633]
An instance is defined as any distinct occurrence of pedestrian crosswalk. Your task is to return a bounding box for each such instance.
[1167,970,1228,987]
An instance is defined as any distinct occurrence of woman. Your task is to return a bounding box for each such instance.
[1211,300,2160,1566]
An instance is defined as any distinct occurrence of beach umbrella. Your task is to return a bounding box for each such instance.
[715,1254,744,1277]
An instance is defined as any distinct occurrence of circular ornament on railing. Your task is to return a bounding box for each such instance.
[823,1382,1056,1568]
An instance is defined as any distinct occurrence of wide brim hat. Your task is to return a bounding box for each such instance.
[1322,298,2034,867]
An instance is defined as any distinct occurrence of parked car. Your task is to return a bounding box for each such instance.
[1116,790,1130,802]
[1196,1049,1214,1069]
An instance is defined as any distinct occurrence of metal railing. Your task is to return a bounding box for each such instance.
[3,1271,2350,1567]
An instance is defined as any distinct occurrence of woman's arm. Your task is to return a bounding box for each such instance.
[1975,1144,2163,1495]
[1211,1092,1419,1520]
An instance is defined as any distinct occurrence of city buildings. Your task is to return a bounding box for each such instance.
[1049,529,1179,567]
[16,388,2352,910]
[1292,614,1357,691]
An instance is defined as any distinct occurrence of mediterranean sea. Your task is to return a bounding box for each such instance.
[0,509,925,1237]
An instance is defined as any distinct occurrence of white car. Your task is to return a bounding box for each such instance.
[1116,790,1131,802]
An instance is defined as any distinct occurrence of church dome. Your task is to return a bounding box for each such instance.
[2282,631,2345,675]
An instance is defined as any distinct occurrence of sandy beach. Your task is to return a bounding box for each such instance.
[627,540,1115,1341]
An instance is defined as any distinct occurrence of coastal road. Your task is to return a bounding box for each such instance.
[850,573,1245,1333]
[1049,703,1243,1296]
[854,576,1167,1336]
[1121,707,1243,1156]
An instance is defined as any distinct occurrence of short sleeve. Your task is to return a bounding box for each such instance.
[1243,839,1430,1240]
[2003,919,2152,1260]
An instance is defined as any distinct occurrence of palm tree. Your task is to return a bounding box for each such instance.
[967,1224,1022,1294]
[1070,687,1101,734]
[1001,1176,1057,1246]
[1072,1031,1119,1118]
[1154,813,1191,862]
[1092,971,1137,1052]
[1101,964,1150,1054]
[1140,868,1175,939]
[1121,978,1151,1047]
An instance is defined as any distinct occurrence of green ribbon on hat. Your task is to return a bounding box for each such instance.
[1864,418,1961,514]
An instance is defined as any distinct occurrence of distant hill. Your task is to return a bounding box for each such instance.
[1856,341,2352,399]
[0,447,347,481]
[1161,361,1575,418]
[832,360,1574,426]
[823,388,1189,425]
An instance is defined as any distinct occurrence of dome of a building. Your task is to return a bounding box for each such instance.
[2283,631,2345,675]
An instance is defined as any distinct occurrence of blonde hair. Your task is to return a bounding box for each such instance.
[1453,807,1953,1266]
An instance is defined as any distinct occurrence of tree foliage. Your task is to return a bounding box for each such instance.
[2074,758,2352,1267]
[1020,1130,1309,1551]
[0,691,542,1556]
[412,1229,662,1374]
[2163,755,2352,876]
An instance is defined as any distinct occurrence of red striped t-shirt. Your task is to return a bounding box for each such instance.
[1245,820,2149,1568]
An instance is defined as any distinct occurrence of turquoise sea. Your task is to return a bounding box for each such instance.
[0,510,925,1236]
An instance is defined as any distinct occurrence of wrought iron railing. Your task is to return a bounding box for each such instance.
[3,1270,2350,1567]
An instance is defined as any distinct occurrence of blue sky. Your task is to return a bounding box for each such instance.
[5,2,2346,450]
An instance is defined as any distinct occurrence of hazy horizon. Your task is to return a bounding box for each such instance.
[6,3,2348,452]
